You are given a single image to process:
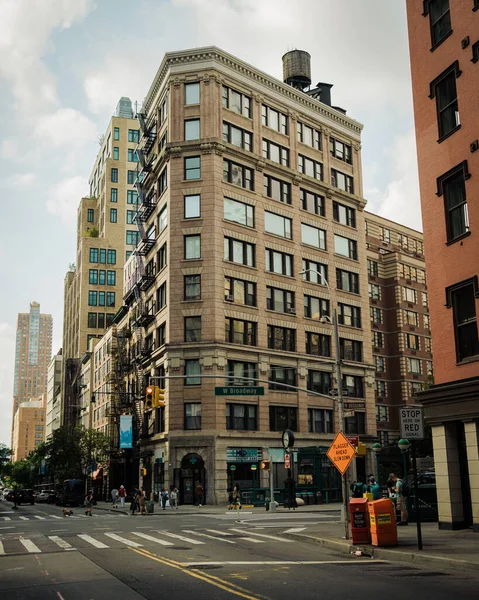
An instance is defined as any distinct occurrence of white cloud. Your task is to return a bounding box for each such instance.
[0,322,15,445]
[35,108,98,148]
[46,176,89,224]
[7,172,36,188]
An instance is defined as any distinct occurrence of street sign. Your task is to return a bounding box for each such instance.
[284,453,291,469]
[344,411,355,418]
[329,388,349,397]
[326,431,356,475]
[346,435,359,448]
[400,407,424,440]
[215,386,264,396]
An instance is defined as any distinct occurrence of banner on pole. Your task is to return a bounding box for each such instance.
[119,415,133,449]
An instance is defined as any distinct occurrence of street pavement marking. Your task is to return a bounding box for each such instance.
[104,532,143,547]
[182,530,236,544]
[77,534,109,549]
[34,516,46,520]
[180,560,390,567]
[132,532,174,546]
[282,527,306,534]
[18,516,29,521]
[154,531,205,545]
[1,517,11,521]
[48,536,75,550]
[51,516,63,520]
[205,529,234,536]
[238,537,264,543]
[0,541,4,555]
[19,538,41,553]
[229,528,295,543]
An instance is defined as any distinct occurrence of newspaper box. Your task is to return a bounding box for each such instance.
[349,497,370,544]
[368,498,397,546]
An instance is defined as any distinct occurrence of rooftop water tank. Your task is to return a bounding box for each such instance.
[282,50,312,91]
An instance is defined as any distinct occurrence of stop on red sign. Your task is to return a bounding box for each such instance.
[284,453,291,468]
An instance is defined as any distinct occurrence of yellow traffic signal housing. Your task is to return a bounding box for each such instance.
[356,442,367,456]
[145,386,155,410]
[261,460,271,471]
[155,387,166,408]
[140,467,147,476]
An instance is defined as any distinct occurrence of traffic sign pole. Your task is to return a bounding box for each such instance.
[269,452,275,512]
[412,440,423,550]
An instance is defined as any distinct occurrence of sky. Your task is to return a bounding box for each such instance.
[0,0,420,447]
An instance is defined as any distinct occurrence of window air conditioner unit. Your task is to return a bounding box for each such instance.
[225,295,234,302]
[287,308,296,315]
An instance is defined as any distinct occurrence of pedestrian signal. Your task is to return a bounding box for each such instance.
[261,460,271,471]
[155,387,166,408]
[145,386,154,409]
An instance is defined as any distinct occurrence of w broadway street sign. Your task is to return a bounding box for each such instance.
[326,431,356,475]
[215,386,264,396]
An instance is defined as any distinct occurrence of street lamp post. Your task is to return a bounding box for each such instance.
[398,438,410,478]
[372,442,381,482]
[299,268,348,539]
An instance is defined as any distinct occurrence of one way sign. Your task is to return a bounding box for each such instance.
[400,407,424,440]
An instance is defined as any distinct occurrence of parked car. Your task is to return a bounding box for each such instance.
[18,489,35,505]
[47,490,60,504]
[37,490,56,503]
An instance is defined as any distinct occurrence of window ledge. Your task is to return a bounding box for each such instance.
[224,300,258,309]
[182,178,203,184]
[456,354,479,366]
[300,242,327,253]
[183,217,202,222]
[264,231,294,243]
[437,124,461,144]
[429,29,453,52]
[181,300,203,304]
[333,252,358,262]
[181,258,203,263]
[445,230,471,246]
[265,308,297,317]
[223,260,258,271]
[223,218,256,232]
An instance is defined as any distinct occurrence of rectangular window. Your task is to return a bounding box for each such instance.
[330,137,352,163]
[185,316,201,342]
[308,408,333,433]
[184,194,200,218]
[307,370,332,396]
[223,122,252,151]
[184,234,201,260]
[268,325,296,351]
[439,167,469,242]
[158,167,168,195]
[227,361,257,386]
[87,208,94,223]
[430,64,460,139]
[264,211,292,239]
[127,190,139,204]
[88,312,97,328]
[338,303,361,328]
[184,274,201,301]
[225,317,257,346]
[98,313,106,329]
[405,310,418,326]
[185,359,201,386]
[128,148,139,162]
[304,295,330,321]
[224,197,254,228]
[185,119,200,141]
[128,129,139,143]
[158,205,167,232]
[426,0,452,47]
[379,227,391,243]
[127,210,135,224]
[336,268,359,293]
[375,356,385,373]
[267,287,295,313]
[223,159,254,190]
[297,121,321,149]
[301,259,327,286]
[269,366,297,391]
[334,234,357,260]
[448,278,479,362]
[107,270,116,286]
[184,403,201,430]
[301,223,326,250]
[269,406,297,432]
[376,404,389,422]
[403,287,417,303]
[370,307,383,324]
[224,237,255,266]
[184,156,201,180]
[113,146,119,160]
[340,338,363,362]
[368,259,379,276]
[331,169,354,193]
[265,248,293,276]
[342,375,364,398]
[300,189,325,216]
[126,230,139,246]
[226,404,257,431]
[158,243,167,271]
[99,249,106,264]
[369,283,381,300]
[262,104,288,134]
[264,174,291,204]
[222,85,251,118]
[409,358,422,374]
[99,269,106,285]
[224,276,256,306]
[298,155,322,180]
[262,139,289,166]
[127,170,136,185]
[157,322,166,347]
[113,127,120,140]
[88,291,97,306]
[333,201,356,227]
[406,333,420,350]
[106,292,115,307]
[89,269,98,284]
[185,82,200,105]
[107,249,116,264]
[305,332,331,357]
[373,331,384,348]
[111,188,118,202]
[109,208,117,223]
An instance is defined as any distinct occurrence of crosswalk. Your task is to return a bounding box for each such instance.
[0,513,123,522]
[0,527,295,556]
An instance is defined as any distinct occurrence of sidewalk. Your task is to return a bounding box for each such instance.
[289,521,479,573]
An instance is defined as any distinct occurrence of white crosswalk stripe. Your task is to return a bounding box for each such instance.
[238,536,264,543]
[229,528,295,543]
[77,534,109,549]
[154,531,205,545]
[34,516,46,520]
[1,517,11,521]
[18,516,29,521]
[51,516,63,519]
[0,541,4,555]
[205,529,233,536]
[132,532,174,546]
[19,538,41,553]
[182,530,236,544]
[104,533,143,547]
[48,536,75,550]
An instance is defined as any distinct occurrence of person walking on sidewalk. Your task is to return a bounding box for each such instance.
[169,486,178,509]
[160,488,168,510]
[390,473,408,526]
[139,487,147,515]
[85,490,94,517]
[195,482,203,507]
[118,485,126,508]
[130,488,140,515]
[111,487,119,508]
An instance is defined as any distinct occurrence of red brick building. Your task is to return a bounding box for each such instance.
[406,0,479,531]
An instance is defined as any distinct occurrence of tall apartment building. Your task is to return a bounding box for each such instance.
[11,302,52,442]
[62,98,141,426]
[45,351,62,440]
[11,396,46,461]
[104,47,378,504]
[406,1,479,531]
[365,213,431,447]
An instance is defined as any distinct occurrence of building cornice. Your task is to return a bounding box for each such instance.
[143,47,363,135]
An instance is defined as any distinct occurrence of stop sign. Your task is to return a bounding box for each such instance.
[284,453,290,468]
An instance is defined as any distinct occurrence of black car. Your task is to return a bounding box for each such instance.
[18,489,35,505]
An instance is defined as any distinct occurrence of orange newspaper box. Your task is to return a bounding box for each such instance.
[368,498,397,547]
[349,498,370,544]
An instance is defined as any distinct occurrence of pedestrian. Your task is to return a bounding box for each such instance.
[284,474,297,510]
[367,475,381,500]
[227,489,234,510]
[350,476,367,498]
[139,487,147,515]
[12,488,19,510]
[111,487,119,508]
[169,486,178,509]
[160,488,168,510]
[85,489,94,516]
[195,482,203,507]
[118,485,126,508]
[130,488,140,515]
[390,473,408,526]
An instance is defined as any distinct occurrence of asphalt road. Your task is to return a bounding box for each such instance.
[1,501,478,600]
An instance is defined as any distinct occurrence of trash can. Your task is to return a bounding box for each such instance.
[349,498,370,544]
[368,498,397,547]
[146,500,154,514]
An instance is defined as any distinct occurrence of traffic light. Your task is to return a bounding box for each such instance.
[155,387,165,408]
[356,442,367,456]
[145,386,155,409]
[261,460,271,471]
[140,467,147,476]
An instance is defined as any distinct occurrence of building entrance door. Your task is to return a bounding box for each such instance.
[179,454,205,505]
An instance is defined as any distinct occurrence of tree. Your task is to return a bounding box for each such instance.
[0,443,11,462]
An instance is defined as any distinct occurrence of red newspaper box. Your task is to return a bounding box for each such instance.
[349,497,370,544]
[368,498,397,547]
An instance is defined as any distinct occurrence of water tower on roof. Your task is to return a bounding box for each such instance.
[282,50,312,91]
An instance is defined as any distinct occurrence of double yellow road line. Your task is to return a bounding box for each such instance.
[130,547,268,600]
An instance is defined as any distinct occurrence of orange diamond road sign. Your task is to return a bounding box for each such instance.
[326,431,356,475]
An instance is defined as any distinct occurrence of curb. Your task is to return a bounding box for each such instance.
[288,533,479,573]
